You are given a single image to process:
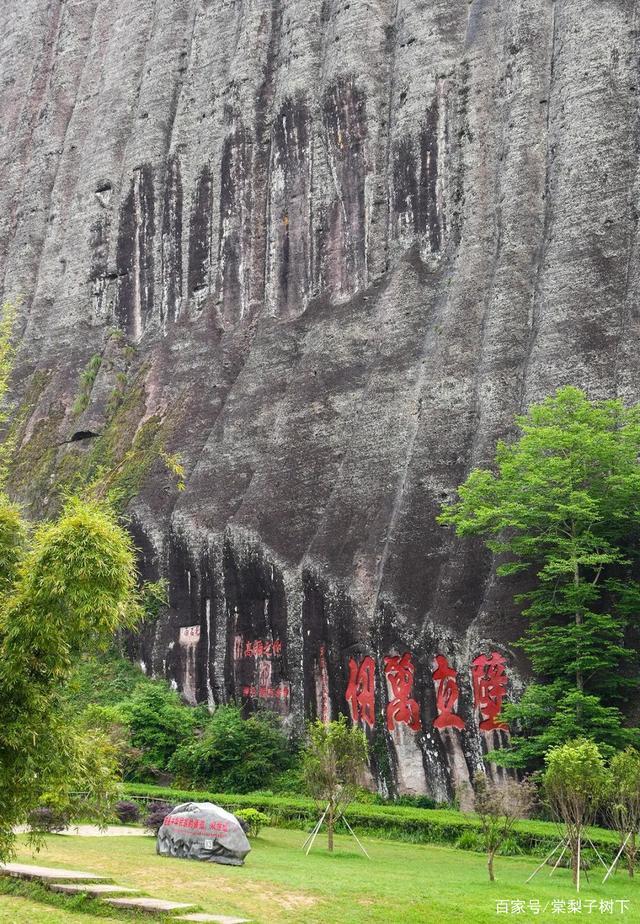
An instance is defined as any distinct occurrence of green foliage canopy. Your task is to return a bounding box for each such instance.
[303,716,368,851]
[606,747,640,877]
[0,499,142,860]
[169,705,292,793]
[542,738,610,886]
[117,684,200,773]
[439,387,640,765]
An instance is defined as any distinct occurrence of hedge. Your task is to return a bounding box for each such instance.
[122,783,619,858]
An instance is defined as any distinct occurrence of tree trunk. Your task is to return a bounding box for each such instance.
[627,832,636,878]
[574,560,584,694]
[488,851,495,882]
[327,805,334,852]
[571,835,580,889]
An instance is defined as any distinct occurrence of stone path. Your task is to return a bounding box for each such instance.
[177,915,250,923]
[1,861,251,920]
[51,883,139,896]
[14,824,148,837]
[60,824,148,837]
[0,863,107,881]
[104,896,196,913]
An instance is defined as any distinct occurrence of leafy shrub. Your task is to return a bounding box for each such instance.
[456,830,483,852]
[114,800,140,824]
[499,836,525,856]
[393,794,438,810]
[144,801,174,835]
[235,808,269,838]
[118,685,199,773]
[124,782,619,858]
[28,807,68,834]
[63,650,155,710]
[168,706,292,793]
[72,353,102,416]
[271,767,307,794]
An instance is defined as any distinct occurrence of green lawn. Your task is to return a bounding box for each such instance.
[1,828,638,924]
[0,892,124,923]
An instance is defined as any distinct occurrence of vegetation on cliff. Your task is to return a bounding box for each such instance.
[0,303,154,861]
[441,387,640,768]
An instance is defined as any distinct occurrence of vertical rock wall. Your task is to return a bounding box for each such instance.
[2,0,639,796]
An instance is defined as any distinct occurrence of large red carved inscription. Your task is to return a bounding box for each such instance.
[471,652,509,731]
[432,655,464,730]
[384,653,421,732]
[346,655,376,728]
[343,650,509,735]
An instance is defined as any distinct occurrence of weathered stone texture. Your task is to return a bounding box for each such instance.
[2,0,638,797]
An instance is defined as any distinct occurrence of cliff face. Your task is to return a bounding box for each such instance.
[2,0,639,797]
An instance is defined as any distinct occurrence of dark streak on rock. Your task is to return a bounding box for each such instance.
[322,76,368,297]
[188,163,213,301]
[161,155,184,324]
[115,164,155,338]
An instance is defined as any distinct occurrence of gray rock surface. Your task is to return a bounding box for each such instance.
[1,0,638,796]
[157,802,251,866]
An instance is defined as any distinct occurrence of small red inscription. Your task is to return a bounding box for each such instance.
[164,816,232,834]
[179,625,201,643]
[243,639,283,658]
[165,817,208,831]
[242,684,290,700]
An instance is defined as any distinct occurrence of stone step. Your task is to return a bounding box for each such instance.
[176,915,251,923]
[51,883,140,896]
[0,863,108,882]
[104,896,196,914]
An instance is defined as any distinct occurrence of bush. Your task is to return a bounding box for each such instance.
[168,706,293,793]
[144,801,175,835]
[393,794,438,810]
[123,782,619,857]
[114,800,140,824]
[27,807,68,834]
[456,830,483,852]
[118,685,199,773]
[271,766,307,794]
[235,808,269,838]
[499,836,525,856]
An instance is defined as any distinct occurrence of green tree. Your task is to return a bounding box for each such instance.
[542,739,610,888]
[606,747,640,878]
[117,684,199,775]
[468,771,536,882]
[439,387,640,766]
[0,301,144,859]
[302,716,368,852]
[0,499,142,860]
[168,705,292,792]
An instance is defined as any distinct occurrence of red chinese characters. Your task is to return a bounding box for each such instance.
[164,816,231,833]
[432,655,465,730]
[179,625,201,644]
[471,652,509,731]
[384,653,421,732]
[242,684,290,700]
[346,656,376,728]
[243,639,283,658]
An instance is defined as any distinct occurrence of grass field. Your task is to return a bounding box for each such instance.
[1,829,638,924]
[0,893,124,924]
